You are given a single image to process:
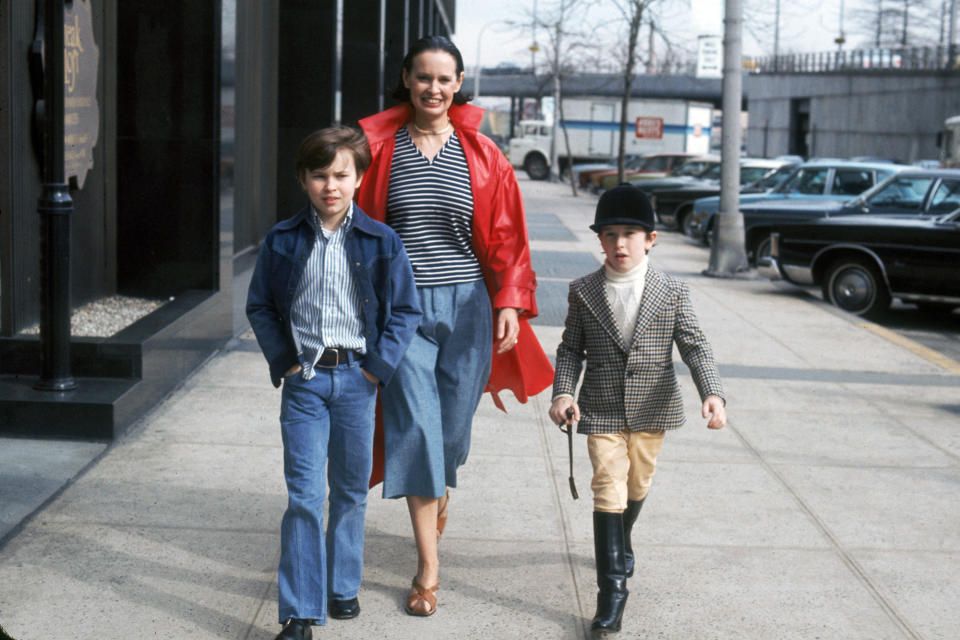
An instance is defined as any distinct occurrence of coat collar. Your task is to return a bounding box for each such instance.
[578,265,669,351]
[359,102,485,145]
[273,203,388,238]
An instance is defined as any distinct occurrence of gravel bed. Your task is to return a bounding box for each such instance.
[18,295,169,338]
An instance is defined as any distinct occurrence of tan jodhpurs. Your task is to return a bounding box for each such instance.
[587,429,666,512]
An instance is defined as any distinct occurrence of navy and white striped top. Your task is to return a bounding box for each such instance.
[386,127,483,287]
[290,204,366,380]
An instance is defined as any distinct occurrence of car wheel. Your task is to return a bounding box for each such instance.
[524,154,549,180]
[822,258,891,318]
[753,237,772,264]
[704,219,715,246]
[679,207,696,237]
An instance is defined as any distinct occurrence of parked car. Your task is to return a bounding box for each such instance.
[649,158,791,233]
[742,168,960,263]
[569,155,640,185]
[622,156,722,196]
[687,160,906,245]
[581,153,697,191]
[757,207,960,318]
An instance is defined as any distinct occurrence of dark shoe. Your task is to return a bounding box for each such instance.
[329,597,361,620]
[591,511,628,634]
[275,618,312,640]
[622,498,645,578]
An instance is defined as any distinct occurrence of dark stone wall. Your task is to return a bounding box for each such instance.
[0,0,115,334]
[115,2,220,296]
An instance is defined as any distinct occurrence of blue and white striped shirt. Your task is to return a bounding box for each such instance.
[290,204,366,380]
[386,127,483,286]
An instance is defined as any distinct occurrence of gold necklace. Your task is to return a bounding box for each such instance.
[412,120,452,136]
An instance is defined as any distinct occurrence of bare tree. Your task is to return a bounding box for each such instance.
[849,0,942,47]
[608,0,649,185]
[528,0,597,194]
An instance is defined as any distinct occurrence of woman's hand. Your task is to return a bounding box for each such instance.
[495,307,520,354]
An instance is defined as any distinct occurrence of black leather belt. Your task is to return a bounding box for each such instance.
[316,347,361,368]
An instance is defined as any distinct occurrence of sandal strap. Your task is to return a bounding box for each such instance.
[407,577,438,615]
[437,488,450,538]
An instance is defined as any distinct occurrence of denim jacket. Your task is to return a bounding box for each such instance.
[246,204,422,388]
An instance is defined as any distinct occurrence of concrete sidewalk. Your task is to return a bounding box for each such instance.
[1,177,959,639]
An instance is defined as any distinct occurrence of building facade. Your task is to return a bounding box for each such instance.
[0,0,455,438]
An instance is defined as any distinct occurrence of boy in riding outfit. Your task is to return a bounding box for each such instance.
[549,183,727,635]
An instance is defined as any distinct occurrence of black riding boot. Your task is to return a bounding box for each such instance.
[591,511,628,634]
[622,498,645,578]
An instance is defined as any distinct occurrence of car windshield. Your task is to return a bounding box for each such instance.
[639,155,671,171]
[865,175,934,211]
[779,167,829,194]
[739,166,774,185]
[929,178,960,214]
[756,164,797,190]
[674,161,713,177]
[698,163,722,180]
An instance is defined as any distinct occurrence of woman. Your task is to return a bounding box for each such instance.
[357,35,554,616]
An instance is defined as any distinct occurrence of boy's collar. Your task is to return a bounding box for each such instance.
[308,202,354,233]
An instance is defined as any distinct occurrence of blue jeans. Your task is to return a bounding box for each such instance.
[277,361,377,624]
[381,280,493,499]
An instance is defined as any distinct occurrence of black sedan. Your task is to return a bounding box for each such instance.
[650,160,792,233]
[757,209,960,318]
[742,169,960,263]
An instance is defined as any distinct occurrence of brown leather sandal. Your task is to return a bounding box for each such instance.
[436,488,450,539]
[404,577,438,617]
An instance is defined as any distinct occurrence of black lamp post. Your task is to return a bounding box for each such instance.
[35,0,77,392]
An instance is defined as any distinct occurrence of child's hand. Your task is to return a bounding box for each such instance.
[702,395,726,429]
[549,397,579,427]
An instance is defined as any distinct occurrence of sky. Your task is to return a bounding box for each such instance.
[452,0,885,70]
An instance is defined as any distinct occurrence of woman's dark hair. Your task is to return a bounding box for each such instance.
[296,125,371,179]
[391,35,471,105]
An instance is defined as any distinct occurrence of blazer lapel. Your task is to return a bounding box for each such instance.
[630,267,668,347]
[578,269,627,351]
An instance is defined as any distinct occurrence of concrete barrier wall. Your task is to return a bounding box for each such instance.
[745,72,960,162]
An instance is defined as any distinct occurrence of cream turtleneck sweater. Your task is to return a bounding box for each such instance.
[604,257,648,344]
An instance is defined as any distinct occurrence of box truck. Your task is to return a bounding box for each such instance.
[508,98,714,179]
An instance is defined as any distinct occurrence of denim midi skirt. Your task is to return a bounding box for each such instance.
[381,280,493,499]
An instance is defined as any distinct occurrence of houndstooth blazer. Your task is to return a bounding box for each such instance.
[552,265,725,434]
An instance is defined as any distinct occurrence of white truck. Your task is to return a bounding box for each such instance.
[939,115,960,168]
[508,97,714,180]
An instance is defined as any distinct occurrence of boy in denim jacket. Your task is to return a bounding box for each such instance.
[246,126,421,640]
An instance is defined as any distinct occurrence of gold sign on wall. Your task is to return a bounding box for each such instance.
[63,0,100,190]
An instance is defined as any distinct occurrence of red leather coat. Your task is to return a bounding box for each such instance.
[357,103,554,410]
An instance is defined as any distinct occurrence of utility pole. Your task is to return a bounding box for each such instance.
[705,0,748,277]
